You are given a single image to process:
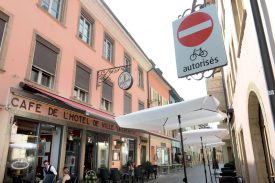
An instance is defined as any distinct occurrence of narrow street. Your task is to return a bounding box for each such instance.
[149,163,223,183]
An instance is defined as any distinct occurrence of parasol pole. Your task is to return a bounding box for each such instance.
[178,115,188,183]
[200,137,208,183]
[205,145,214,183]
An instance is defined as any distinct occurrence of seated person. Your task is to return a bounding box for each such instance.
[62,167,71,183]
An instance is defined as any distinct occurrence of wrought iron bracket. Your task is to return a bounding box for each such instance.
[96,65,130,89]
[185,68,220,81]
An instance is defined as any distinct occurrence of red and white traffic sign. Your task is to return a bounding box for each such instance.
[172,5,227,78]
[177,12,213,47]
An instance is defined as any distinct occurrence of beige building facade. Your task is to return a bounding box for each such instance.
[207,0,275,182]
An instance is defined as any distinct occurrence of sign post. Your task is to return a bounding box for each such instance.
[172,5,227,78]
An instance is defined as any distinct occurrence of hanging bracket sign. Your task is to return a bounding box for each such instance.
[172,5,227,78]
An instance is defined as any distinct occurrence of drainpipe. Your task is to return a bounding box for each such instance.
[250,0,275,128]
[147,67,154,162]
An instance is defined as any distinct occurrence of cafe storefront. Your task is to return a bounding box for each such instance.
[2,86,140,182]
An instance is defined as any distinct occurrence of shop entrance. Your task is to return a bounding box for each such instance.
[84,132,110,174]
[248,92,274,183]
[4,118,62,182]
[141,145,146,164]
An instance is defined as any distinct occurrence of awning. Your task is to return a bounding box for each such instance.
[20,82,115,122]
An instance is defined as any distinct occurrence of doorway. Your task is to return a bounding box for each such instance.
[248,92,274,183]
[141,145,146,164]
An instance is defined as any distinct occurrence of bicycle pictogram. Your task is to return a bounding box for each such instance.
[190,48,208,61]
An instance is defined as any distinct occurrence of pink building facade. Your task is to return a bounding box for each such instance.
[0,0,182,182]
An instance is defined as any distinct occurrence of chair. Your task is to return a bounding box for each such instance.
[99,168,110,183]
[70,175,78,183]
[152,165,158,179]
[219,176,238,183]
[134,166,144,183]
[43,174,56,183]
[110,168,121,183]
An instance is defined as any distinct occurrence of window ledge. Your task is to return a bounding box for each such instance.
[99,107,114,115]
[101,56,115,66]
[36,4,67,29]
[75,36,96,52]
[24,79,59,95]
[0,68,5,73]
[69,96,93,108]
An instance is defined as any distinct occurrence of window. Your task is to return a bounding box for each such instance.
[138,66,144,88]
[74,62,91,102]
[150,87,159,107]
[0,11,9,51]
[162,98,168,105]
[101,81,113,112]
[103,33,114,63]
[78,10,94,45]
[124,53,131,73]
[138,100,144,110]
[124,92,132,114]
[31,35,59,88]
[231,0,246,52]
[40,0,64,21]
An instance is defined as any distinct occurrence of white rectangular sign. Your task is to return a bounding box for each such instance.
[172,5,227,78]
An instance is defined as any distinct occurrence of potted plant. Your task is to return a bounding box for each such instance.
[85,170,97,183]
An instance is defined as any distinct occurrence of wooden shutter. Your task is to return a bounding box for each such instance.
[75,62,90,91]
[124,92,132,114]
[102,81,113,102]
[33,36,59,75]
[0,11,9,47]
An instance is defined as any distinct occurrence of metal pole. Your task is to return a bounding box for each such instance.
[178,115,188,183]
[200,137,208,183]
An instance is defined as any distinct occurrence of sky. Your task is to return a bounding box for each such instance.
[104,0,207,100]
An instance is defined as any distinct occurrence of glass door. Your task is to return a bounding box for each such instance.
[65,128,81,177]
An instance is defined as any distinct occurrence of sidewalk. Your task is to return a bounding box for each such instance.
[149,163,223,183]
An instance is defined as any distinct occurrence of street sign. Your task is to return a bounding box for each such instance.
[173,5,227,78]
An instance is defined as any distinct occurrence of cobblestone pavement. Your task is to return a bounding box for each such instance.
[148,163,223,183]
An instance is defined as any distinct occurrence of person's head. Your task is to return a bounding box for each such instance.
[63,167,70,175]
[43,160,49,168]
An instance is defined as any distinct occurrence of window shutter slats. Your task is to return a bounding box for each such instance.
[124,93,132,114]
[0,19,6,47]
[75,63,90,91]
[0,11,9,22]
[32,40,58,75]
[103,82,113,101]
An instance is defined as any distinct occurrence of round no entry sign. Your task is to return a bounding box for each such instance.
[177,12,213,47]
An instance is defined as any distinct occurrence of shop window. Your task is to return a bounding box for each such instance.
[0,11,9,52]
[4,120,62,182]
[156,147,169,165]
[138,66,144,88]
[101,81,113,112]
[78,9,94,46]
[123,92,132,114]
[31,35,59,88]
[65,128,81,176]
[74,62,91,102]
[103,33,114,63]
[124,53,131,74]
[138,100,144,111]
[40,0,65,21]
[97,133,110,168]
